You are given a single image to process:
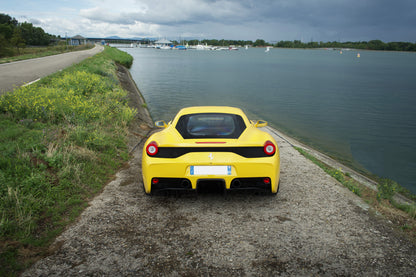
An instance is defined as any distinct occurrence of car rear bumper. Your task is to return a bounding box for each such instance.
[142,152,280,194]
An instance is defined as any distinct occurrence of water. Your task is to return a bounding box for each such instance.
[123,47,416,194]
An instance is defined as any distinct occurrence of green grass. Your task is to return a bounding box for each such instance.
[295,147,362,196]
[101,46,133,68]
[376,178,416,219]
[295,146,416,231]
[0,46,136,276]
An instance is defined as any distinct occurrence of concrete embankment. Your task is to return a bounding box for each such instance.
[265,126,414,206]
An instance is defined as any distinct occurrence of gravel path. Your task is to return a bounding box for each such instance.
[22,66,416,276]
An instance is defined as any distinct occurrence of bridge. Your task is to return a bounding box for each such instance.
[69,35,154,46]
[87,37,151,44]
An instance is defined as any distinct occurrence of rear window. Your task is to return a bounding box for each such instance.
[175,113,246,139]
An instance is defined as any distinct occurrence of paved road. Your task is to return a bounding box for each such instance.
[0,45,104,94]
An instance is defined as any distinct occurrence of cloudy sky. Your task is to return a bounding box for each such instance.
[3,0,416,42]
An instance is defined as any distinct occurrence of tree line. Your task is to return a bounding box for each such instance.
[274,39,416,52]
[0,13,57,57]
[174,38,416,52]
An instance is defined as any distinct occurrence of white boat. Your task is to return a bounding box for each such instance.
[195,44,212,50]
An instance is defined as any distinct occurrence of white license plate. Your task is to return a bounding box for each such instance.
[190,166,231,176]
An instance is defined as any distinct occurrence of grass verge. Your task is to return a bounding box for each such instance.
[0,46,136,276]
[295,147,416,241]
[0,44,94,64]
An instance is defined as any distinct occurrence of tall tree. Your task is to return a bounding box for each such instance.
[253,39,267,47]
[10,27,25,54]
[0,23,13,40]
[0,13,18,26]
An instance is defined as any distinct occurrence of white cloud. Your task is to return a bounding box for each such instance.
[80,0,251,26]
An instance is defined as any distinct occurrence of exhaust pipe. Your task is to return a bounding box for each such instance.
[181,179,191,189]
[231,179,241,188]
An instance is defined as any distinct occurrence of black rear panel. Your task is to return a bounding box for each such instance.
[151,146,271,158]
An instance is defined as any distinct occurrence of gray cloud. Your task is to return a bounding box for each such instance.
[8,0,416,41]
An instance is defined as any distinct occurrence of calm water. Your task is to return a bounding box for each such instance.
[123,47,416,193]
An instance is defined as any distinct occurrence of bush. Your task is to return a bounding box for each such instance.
[377,178,397,202]
[0,72,135,125]
[53,71,114,96]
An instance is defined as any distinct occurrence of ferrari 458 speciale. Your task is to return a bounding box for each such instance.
[142,106,280,195]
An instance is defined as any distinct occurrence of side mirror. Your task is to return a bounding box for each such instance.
[155,120,167,128]
[255,120,268,128]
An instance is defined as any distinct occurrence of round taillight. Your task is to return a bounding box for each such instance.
[264,140,276,156]
[263,177,271,184]
[146,141,158,156]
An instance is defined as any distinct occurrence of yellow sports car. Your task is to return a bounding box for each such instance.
[142,106,280,195]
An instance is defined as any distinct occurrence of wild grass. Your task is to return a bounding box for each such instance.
[0,46,136,276]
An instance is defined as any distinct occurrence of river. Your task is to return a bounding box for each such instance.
[123,47,416,194]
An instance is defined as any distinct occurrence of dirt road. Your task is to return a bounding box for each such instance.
[22,66,416,276]
[0,45,103,94]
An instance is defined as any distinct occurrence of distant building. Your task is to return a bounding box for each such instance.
[155,39,172,46]
[71,35,87,46]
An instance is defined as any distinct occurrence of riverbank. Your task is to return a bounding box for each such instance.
[265,126,415,231]
[22,62,416,275]
[267,126,414,203]
[0,46,137,276]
